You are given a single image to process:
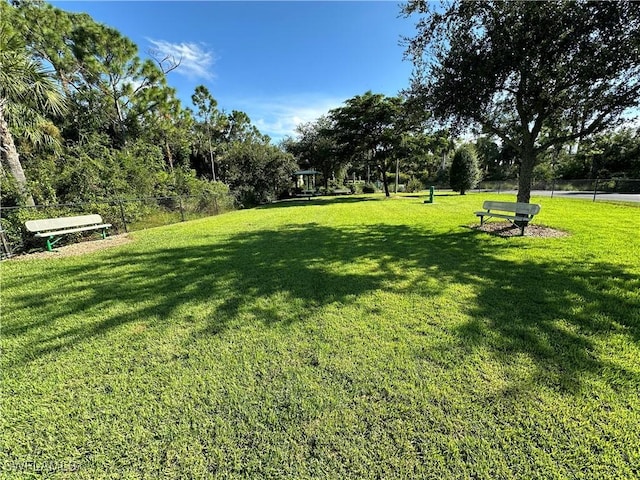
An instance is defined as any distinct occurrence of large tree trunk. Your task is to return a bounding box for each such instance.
[0,103,35,206]
[323,167,330,189]
[516,146,536,204]
[379,164,390,197]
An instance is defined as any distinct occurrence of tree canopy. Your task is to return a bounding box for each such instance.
[0,1,294,209]
[284,116,347,189]
[329,91,427,196]
[403,0,640,202]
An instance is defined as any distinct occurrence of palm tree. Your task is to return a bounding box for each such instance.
[0,8,65,206]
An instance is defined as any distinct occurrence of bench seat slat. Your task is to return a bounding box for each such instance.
[481,201,540,215]
[25,214,106,232]
[474,212,531,221]
[33,223,111,237]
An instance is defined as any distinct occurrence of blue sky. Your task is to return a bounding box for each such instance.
[52,1,418,143]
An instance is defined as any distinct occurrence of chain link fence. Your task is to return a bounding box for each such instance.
[0,193,236,258]
[476,178,640,197]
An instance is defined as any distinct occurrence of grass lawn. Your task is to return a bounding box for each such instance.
[1,193,639,479]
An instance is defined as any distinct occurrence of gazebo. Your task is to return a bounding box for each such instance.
[293,169,319,192]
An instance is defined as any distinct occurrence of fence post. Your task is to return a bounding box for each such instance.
[178,196,185,222]
[118,199,128,232]
[0,225,13,259]
[593,178,599,202]
[551,178,556,199]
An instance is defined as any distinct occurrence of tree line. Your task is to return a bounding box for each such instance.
[2,1,639,211]
[0,0,297,209]
[280,1,640,198]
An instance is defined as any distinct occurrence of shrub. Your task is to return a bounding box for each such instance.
[362,183,376,194]
[405,177,424,193]
[348,181,366,194]
[450,144,481,195]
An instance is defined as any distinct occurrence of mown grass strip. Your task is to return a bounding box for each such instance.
[1,194,638,479]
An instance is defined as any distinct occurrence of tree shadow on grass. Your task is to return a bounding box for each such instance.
[4,222,638,393]
[453,236,640,393]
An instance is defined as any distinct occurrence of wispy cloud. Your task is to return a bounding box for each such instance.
[146,38,216,80]
[233,94,346,142]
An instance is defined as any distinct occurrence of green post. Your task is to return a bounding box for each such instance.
[424,186,435,203]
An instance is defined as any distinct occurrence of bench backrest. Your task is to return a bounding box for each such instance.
[482,201,540,215]
[25,214,105,233]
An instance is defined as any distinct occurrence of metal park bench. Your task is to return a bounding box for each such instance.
[475,201,541,235]
[25,214,112,252]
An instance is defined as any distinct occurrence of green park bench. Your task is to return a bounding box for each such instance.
[25,214,112,252]
[475,201,541,235]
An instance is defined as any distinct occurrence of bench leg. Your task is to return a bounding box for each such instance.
[516,217,529,236]
[516,220,528,235]
[45,236,63,252]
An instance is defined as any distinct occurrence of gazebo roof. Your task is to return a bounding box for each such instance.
[293,170,319,175]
